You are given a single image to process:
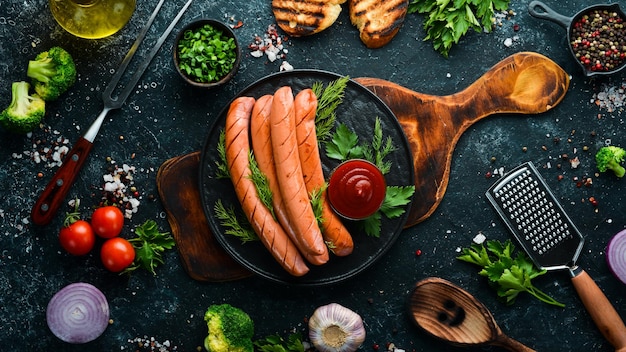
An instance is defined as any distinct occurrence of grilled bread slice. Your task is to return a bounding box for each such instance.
[272,0,347,37]
[349,0,408,48]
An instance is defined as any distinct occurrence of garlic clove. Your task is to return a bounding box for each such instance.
[308,303,366,352]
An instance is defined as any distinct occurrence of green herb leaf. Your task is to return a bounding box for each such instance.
[362,118,395,174]
[125,220,176,275]
[254,333,304,352]
[457,239,564,307]
[380,185,415,218]
[248,152,274,218]
[216,129,230,179]
[313,76,349,141]
[325,123,362,161]
[408,0,512,57]
[214,199,258,243]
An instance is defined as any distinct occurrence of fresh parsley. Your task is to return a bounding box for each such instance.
[124,220,176,275]
[408,0,512,57]
[254,333,305,352]
[325,119,415,237]
[457,239,565,307]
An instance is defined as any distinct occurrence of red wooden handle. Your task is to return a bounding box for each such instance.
[30,137,94,226]
[570,269,626,351]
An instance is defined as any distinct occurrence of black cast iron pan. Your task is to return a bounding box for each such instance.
[528,1,626,77]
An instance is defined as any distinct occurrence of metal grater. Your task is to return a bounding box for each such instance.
[485,161,585,271]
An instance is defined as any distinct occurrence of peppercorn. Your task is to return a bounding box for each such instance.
[570,9,626,73]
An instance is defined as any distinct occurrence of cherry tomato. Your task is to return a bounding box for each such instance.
[100,237,135,272]
[59,220,95,256]
[91,206,124,238]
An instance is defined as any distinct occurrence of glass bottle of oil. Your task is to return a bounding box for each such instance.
[49,0,136,39]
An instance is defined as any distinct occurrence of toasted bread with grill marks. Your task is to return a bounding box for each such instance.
[272,0,347,37]
[349,0,408,48]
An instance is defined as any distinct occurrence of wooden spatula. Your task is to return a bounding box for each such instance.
[355,51,570,228]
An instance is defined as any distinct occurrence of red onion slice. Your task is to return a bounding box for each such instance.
[46,282,110,344]
[606,229,626,285]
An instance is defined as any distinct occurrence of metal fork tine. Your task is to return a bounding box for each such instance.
[113,0,193,105]
[103,0,165,105]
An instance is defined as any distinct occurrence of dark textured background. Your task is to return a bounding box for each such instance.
[0,0,624,350]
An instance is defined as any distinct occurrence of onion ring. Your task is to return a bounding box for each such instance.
[606,229,626,285]
[46,282,110,344]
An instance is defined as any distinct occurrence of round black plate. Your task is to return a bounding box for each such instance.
[199,69,414,286]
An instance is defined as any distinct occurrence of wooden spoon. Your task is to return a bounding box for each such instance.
[409,277,535,351]
[355,51,570,227]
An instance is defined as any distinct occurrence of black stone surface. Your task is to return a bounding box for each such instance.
[0,0,624,351]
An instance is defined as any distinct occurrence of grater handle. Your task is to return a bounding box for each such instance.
[570,268,626,351]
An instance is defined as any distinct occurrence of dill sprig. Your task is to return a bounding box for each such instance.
[247,152,274,218]
[216,129,230,179]
[214,199,257,243]
[312,75,349,141]
[363,118,396,174]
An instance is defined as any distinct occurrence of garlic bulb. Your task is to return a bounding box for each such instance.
[308,303,366,352]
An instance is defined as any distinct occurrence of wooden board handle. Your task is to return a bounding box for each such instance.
[570,269,626,351]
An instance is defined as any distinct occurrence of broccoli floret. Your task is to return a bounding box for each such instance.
[26,46,76,101]
[0,81,45,134]
[203,304,254,352]
[596,145,626,178]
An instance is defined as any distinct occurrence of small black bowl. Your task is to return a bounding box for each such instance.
[173,19,241,88]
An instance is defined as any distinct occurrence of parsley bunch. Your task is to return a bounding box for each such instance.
[325,118,415,237]
[457,239,565,307]
[408,0,511,57]
[254,333,304,352]
[124,220,176,275]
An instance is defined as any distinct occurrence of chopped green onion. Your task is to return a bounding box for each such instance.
[177,24,237,83]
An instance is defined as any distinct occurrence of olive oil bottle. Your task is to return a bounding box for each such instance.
[49,0,136,39]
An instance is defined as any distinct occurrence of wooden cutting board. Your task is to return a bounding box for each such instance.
[157,151,251,281]
[157,52,569,281]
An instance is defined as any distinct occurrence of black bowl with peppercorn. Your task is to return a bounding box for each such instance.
[173,19,241,88]
[529,1,626,77]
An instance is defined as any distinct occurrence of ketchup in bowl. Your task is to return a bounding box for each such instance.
[327,159,386,220]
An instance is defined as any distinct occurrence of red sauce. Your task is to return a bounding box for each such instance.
[327,159,386,220]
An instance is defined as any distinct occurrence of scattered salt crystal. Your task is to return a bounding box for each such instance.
[280,61,294,71]
[266,50,277,62]
[103,182,118,192]
[503,38,513,47]
[473,233,487,244]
